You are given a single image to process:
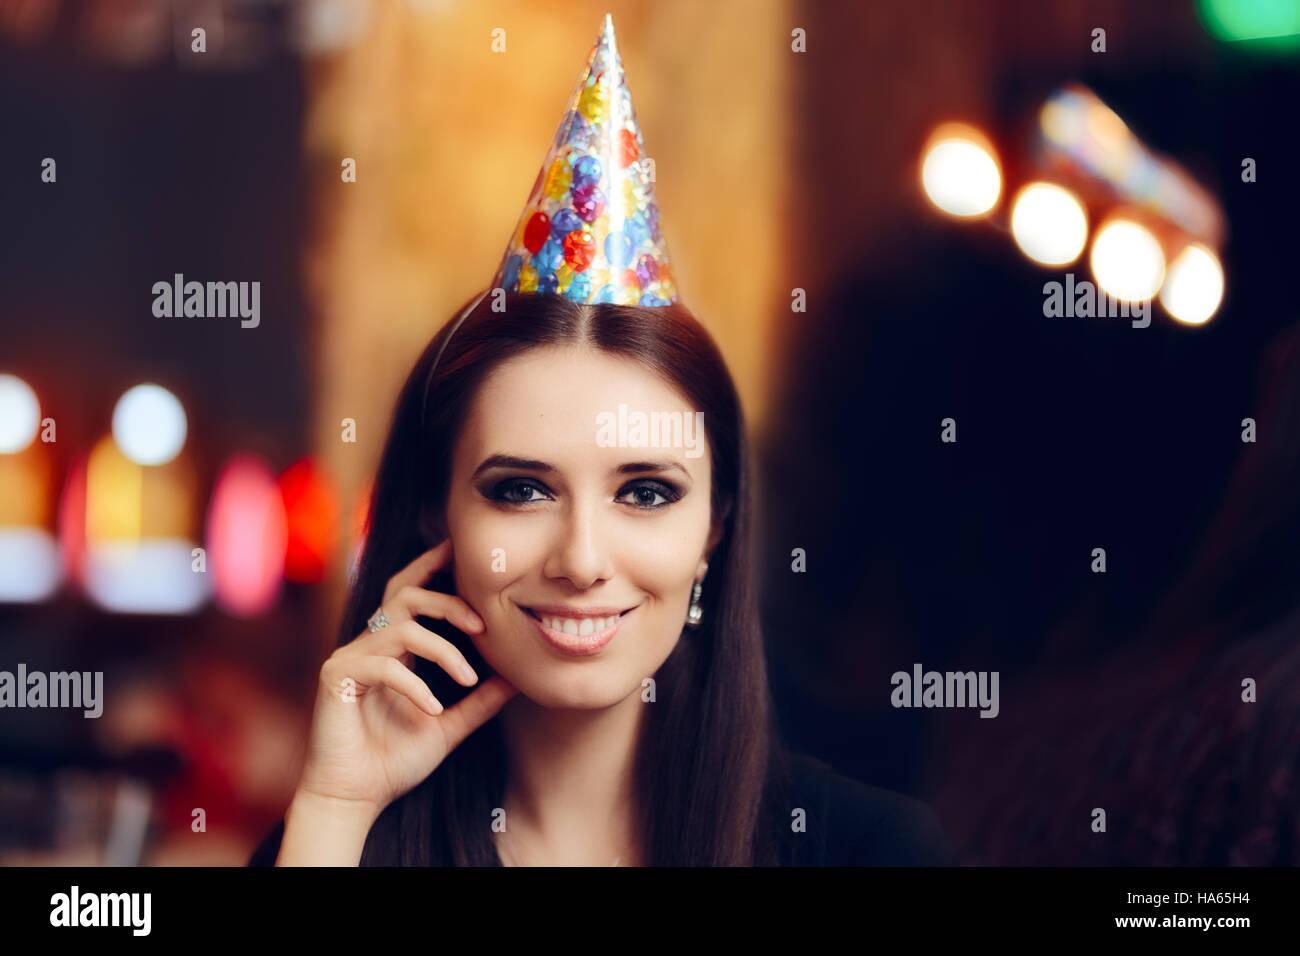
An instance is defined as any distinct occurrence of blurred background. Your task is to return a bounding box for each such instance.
[1,0,1297,865]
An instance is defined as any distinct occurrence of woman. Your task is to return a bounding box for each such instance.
[250,290,953,866]
[251,15,953,866]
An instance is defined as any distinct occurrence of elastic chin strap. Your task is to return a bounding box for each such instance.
[420,287,492,429]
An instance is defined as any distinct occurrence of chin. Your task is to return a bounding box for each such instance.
[501,661,642,711]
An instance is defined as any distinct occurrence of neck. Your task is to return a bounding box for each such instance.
[496,689,647,864]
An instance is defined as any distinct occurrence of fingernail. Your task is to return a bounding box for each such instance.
[460,663,478,683]
[470,614,486,631]
[429,695,444,715]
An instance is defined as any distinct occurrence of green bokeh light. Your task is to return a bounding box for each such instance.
[1198,0,1300,50]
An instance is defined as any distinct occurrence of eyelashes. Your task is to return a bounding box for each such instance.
[480,477,683,511]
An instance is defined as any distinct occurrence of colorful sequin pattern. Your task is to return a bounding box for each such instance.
[490,14,677,306]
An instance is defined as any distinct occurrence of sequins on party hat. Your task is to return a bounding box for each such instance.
[489,13,678,307]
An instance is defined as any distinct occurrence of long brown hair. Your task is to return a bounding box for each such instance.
[339,291,791,865]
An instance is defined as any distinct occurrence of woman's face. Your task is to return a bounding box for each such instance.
[443,344,717,709]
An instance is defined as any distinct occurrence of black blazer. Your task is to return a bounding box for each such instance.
[249,750,955,866]
[770,751,955,865]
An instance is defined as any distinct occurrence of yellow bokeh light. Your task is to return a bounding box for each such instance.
[1010,183,1089,265]
[1160,244,1224,325]
[1090,220,1166,302]
[921,125,1001,217]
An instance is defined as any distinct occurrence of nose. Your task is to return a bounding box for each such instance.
[543,495,613,589]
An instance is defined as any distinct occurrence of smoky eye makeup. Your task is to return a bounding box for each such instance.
[616,478,683,509]
[476,475,684,510]
[478,477,550,506]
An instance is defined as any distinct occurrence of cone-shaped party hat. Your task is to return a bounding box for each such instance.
[489,13,678,306]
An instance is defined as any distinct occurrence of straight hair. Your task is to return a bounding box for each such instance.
[339,291,793,865]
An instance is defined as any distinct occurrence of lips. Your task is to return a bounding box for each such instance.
[520,604,636,656]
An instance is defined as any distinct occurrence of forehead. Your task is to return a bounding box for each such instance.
[455,345,708,468]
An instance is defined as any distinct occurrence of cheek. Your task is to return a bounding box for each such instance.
[624,505,711,584]
[447,508,547,600]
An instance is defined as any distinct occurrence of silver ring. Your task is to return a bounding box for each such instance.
[367,608,391,633]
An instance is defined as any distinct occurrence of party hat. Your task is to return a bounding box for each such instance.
[490,13,678,306]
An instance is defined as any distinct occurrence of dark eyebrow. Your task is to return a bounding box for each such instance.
[471,455,553,479]
[471,454,691,480]
[617,459,691,479]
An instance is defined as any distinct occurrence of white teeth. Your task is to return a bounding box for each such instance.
[540,614,617,634]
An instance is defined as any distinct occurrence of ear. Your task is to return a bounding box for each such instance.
[702,521,723,569]
[418,502,446,549]
[707,494,733,564]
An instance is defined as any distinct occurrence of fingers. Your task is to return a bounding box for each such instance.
[371,544,485,637]
[436,676,519,752]
[385,540,453,596]
[371,619,480,687]
[389,585,484,635]
[323,654,444,717]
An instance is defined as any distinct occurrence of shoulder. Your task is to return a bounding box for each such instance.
[779,751,956,866]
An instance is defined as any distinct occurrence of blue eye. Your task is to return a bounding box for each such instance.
[488,479,551,505]
[616,480,681,510]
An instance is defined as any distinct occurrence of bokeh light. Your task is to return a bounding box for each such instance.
[1198,0,1300,46]
[1160,244,1225,325]
[0,527,61,603]
[1090,220,1166,302]
[279,458,340,584]
[207,454,288,617]
[1010,183,1089,265]
[112,384,188,466]
[921,126,1002,217]
[0,374,41,454]
[81,435,207,613]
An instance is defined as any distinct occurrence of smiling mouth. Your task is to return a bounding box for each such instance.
[520,605,637,635]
